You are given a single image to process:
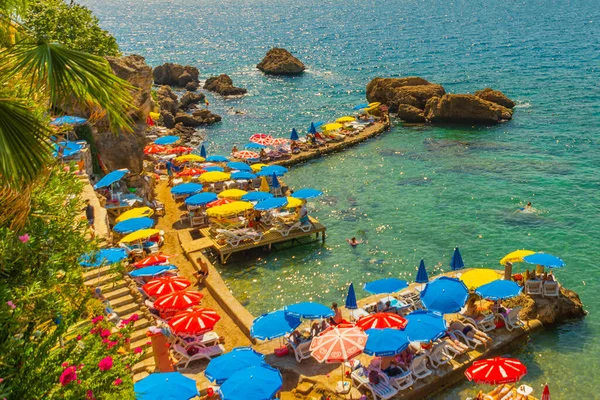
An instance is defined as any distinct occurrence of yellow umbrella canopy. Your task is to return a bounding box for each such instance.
[336,116,356,123]
[284,197,303,209]
[368,102,381,107]
[199,171,231,183]
[149,112,160,121]
[259,176,270,192]
[322,123,343,131]
[206,201,253,218]
[116,207,154,223]
[218,189,248,200]
[119,228,160,244]
[175,154,205,163]
[459,269,502,290]
[499,250,536,265]
[250,163,268,173]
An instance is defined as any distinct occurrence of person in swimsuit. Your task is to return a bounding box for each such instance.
[346,237,364,247]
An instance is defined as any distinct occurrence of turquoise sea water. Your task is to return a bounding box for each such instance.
[82,0,600,396]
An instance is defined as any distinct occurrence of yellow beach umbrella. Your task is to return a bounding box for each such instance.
[322,123,343,131]
[116,207,154,223]
[175,154,205,163]
[284,197,303,209]
[459,269,501,291]
[250,163,268,173]
[119,228,160,244]
[218,189,248,200]
[199,171,230,183]
[368,102,381,107]
[259,176,269,192]
[149,112,160,121]
[336,116,356,123]
[499,250,536,265]
[206,201,253,218]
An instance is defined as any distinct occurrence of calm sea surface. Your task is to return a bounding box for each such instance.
[82,0,600,396]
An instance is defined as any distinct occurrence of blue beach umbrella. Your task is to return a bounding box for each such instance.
[284,302,334,319]
[271,173,281,189]
[450,247,465,271]
[364,328,410,357]
[200,144,207,158]
[227,162,252,171]
[364,278,409,294]
[185,192,218,206]
[523,253,565,268]
[231,171,256,180]
[251,310,301,340]
[245,142,266,150]
[290,128,299,141]
[313,121,324,128]
[345,283,358,310]
[291,188,323,200]
[154,135,180,145]
[129,265,177,278]
[170,183,203,195]
[308,122,318,134]
[476,280,523,301]
[219,365,283,400]
[420,276,469,314]
[254,197,288,211]
[416,259,429,284]
[93,169,129,190]
[113,217,155,234]
[204,165,225,172]
[353,103,369,110]
[205,347,265,384]
[257,165,288,177]
[50,116,87,126]
[206,155,229,162]
[134,372,198,400]
[79,248,128,267]
[403,310,446,343]
[53,141,83,158]
[242,192,273,202]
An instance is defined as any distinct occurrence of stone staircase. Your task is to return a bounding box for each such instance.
[83,265,156,382]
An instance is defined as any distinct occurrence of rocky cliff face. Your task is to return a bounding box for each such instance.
[257,48,305,75]
[203,74,247,96]
[506,287,586,326]
[152,63,200,87]
[106,54,154,121]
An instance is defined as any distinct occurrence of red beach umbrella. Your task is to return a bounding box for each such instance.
[233,150,260,160]
[270,138,289,146]
[206,198,234,208]
[167,146,194,154]
[144,144,167,154]
[465,357,527,385]
[168,308,221,335]
[154,290,204,311]
[356,312,408,331]
[177,167,206,177]
[541,384,550,400]
[146,115,155,126]
[310,324,367,364]
[142,276,191,297]
[249,134,273,146]
[133,254,172,268]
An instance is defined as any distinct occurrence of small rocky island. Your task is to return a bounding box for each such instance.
[366,77,515,124]
[153,62,200,91]
[257,48,305,75]
[203,74,247,96]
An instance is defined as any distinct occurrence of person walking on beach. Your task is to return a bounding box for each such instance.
[166,159,174,185]
[84,199,95,239]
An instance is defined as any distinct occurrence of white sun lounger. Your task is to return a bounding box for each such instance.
[274,219,312,237]
[172,331,220,349]
[525,280,543,296]
[448,326,484,350]
[351,367,399,400]
[426,342,453,369]
[458,313,496,333]
[496,307,525,331]
[285,336,313,363]
[216,228,263,247]
[387,368,414,391]
[171,344,225,369]
[410,355,433,381]
[543,281,559,297]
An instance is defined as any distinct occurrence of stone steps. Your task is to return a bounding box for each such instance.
[107,293,135,309]
[133,371,149,383]
[132,355,156,375]
[82,265,114,281]
[114,302,140,317]
[84,273,122,289]
[103,286,131,301]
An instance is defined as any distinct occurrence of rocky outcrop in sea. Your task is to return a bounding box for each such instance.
[257,48,305,75]
[152,62,200,88]
[203,74,247,96]
[156,85,220,129]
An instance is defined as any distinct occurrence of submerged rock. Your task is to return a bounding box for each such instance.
[203,74,247,96]
[506,287,586,326]
[424,94,513,124]
[153,63,200,86]
[475,88,515,109]
[257,48,305,75]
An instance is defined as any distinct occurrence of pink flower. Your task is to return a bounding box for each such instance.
[130,314,139,321]
[134,347,143,354]
[100,329,111,338]
[0,378,3,383]
[86,390,95,400]
[125,338,130,343]
[146,341,152,346]
[18,234,30,243]
[113,378,123,386]
[76,335,82,340]
[107,341,118,349]
[6,301,15,310]
[91,315,104,325]
[61,362,69,367]
[98,356,113,372]
[59,366,78,386]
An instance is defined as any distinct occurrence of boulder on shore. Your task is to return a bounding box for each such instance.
[475,88,516,109]
[506,287,586,326]
[185,81,199,92]
[397,104,426,123]
[179,91,205,110]
[257,48,305,75]
[174,109,221,127]
[156,85,178,116]
[424,94,513,124]
[203,74,247,96]
[153,63,200,86]
[366,77,445,112]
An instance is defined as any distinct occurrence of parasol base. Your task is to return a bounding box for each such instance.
[336,380,351,394]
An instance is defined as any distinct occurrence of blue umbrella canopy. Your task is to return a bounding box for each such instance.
[254,197,287,211]
[205,347,265,384]
[231,171,257,180]
[185,192,218,206]
[345,283,358,310]
[53,141,83,158]
[129,265,177,277]
[416,259,429,284]
[93,169,129,190]
[245,142,266,149]
[364,328,410,356]
[313,121,324,128]
[242,192,273,202]
[204,165,225,172]
[227,162,252,171]
[206,155,229,162]
[364,278,409,294]
[284,302,334,319]
[353,103,369,110]
[251,310,301,340]
[170,183,203,195]
[476,280,523,301]
[450,247,465,271]
[50,116,87,126]
[403,310,446,343]
[271,173,281,189]
[307,122,318,134]
[291,188,323,200]
[200,144,207,158]
[219,365,283,400]
[523,253,565,268]
[154,135,180,145]
[290,128,299,141]
[420,277,469,314]
[256,165,288,177]
[79,248,128,267]
[113,217,155,234]
[134,372,198,400]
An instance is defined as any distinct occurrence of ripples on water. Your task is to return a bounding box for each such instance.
[82,0,600,396]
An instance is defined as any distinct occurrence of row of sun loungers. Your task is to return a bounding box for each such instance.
[524,280,559,297]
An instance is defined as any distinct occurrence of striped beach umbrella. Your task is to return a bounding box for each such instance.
[154,290,204,312]
[310,324,367,364]
[249,134,273,146]
[168,308,221,335]
[465,357,527,385]
[143,276,191,297]
[356,312,408,330]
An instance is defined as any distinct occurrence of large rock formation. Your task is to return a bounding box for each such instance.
[257,48,305,75]
[179,91,205,110]
[506,287,586,326]
[106,54,154,120]
[174,109,222,127]
[424,94,513,124]
[203,74,247,96]
[397,104,426,123]
[155,85,214,128]
[475,88,516,109]
[366,77,445,112]
[152,63,200,87]
[156,85,178,116]
[93,123,149,173]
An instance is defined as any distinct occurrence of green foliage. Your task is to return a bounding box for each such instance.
[23,0,120,57]
[74,124,101,175]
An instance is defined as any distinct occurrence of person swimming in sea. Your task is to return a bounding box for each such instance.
[346,237,364,247]
[519,201,536,213]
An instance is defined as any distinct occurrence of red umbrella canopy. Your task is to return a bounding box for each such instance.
[249,134,273,146]
[144,144,168,154]
[206,198,234,208]
[465,357,527,385]
[309,324,367,364]
[233,150,260,160]
[133,254,172,268]
[154,290,204,311]
[168,308,221,335]
[177,168,206,177]
[167,146,194,154]
[541,384,550,400]
[142,276,191,297]
[356,312,408,330]
[270,138,289,146]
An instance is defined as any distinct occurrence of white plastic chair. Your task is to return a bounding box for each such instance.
[171,344,224,369]
[410,355,433,380]
[496,307,524,331]
[525,280,543,295]
[543,281,559,297]
[351,367,399,400]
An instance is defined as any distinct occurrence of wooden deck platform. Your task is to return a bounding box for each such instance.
[183,217,326,264]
